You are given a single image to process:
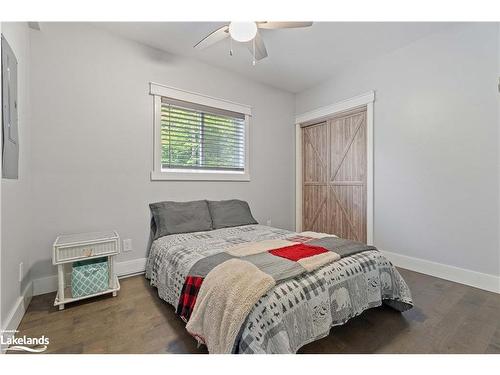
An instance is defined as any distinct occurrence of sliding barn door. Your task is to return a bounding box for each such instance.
[302,108,367,242]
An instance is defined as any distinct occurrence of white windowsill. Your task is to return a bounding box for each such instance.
[151,170,250,182]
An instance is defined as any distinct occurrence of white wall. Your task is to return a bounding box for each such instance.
[4,22,499,300]
[296,23,500,277]
[28,23,295,280]
[1,22,33,328]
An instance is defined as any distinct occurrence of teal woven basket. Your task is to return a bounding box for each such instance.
[71,257,109,298]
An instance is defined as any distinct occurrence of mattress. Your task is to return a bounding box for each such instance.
[145,224,413,353]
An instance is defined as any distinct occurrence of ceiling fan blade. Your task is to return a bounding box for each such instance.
[257,22,313,29]
[194,25,229,49]
[247,31,268,61]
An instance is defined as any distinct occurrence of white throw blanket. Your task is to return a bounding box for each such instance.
[186,259,276,353]
[299,231,337,238]
[297,251,340,271]
[225,239,298,257]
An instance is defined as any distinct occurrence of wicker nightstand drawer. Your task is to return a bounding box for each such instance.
[53,231,120,264]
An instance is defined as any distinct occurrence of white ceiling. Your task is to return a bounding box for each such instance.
[96,22,454,93]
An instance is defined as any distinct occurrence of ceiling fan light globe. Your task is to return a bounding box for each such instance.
[229,22,257,42]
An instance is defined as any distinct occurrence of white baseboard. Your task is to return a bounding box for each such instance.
[32,257,147,296]
[116,257,147,277]
[382,250,500,294]
[1,281,33,354]
[32,274,58,296]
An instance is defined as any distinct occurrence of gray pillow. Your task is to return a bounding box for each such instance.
[208,200,258,229]
[149,200,212,240]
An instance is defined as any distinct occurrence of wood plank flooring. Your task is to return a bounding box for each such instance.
[10,269,500,354]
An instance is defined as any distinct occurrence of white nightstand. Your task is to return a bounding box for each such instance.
[52,231,121,310]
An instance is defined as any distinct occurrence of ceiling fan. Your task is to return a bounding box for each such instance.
[194,22,313,64]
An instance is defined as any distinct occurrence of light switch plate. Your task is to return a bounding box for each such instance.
[123,239,133,252]
[19,262,23,282]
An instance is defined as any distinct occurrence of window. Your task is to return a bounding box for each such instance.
[150,83,251,181]
[161,98,245,171]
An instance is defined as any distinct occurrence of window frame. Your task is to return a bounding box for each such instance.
[150,82,251,181]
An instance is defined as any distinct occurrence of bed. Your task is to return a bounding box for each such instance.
[145,212,413,353]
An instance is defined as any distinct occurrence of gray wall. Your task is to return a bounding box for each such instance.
[2,21,499,313]
[28,23,295,280]
[296,23,500,276]
[1,22,32,328]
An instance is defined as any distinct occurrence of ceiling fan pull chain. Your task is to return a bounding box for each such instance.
[252,38,256,66]
[229,37,233,56]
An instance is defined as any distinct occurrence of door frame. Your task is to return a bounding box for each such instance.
[295,90,375,244]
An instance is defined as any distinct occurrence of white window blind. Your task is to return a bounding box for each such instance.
[160,97,246,172]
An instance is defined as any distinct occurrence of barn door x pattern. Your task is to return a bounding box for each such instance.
[302,109,367,243]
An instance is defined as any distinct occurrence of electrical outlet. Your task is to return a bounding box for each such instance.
[123,239,133,252]
[266,219,272,227]
[19,262,23,282]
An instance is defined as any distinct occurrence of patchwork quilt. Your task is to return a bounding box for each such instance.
[145,225,413,353]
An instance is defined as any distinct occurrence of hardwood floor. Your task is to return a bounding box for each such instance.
[10,269,500,354]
